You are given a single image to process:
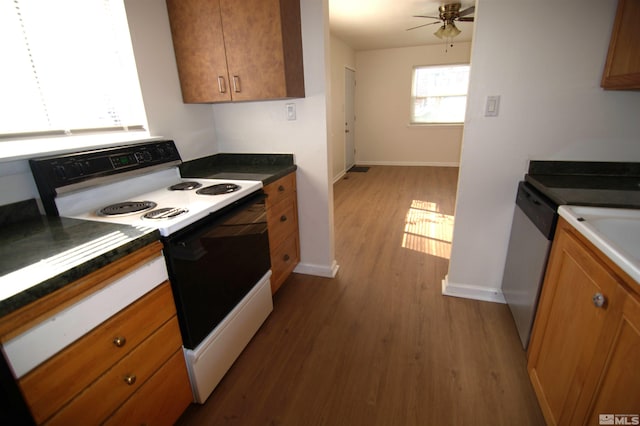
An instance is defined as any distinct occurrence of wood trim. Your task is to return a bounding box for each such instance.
[0,241,164,342]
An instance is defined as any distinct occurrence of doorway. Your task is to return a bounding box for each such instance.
[344,67,355,171]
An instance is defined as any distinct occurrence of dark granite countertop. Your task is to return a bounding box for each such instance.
[525,161,640,208]
[179,153,297,185]
[0,200,160,318]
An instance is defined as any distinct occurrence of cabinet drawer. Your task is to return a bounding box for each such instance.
[270,234,299,293]
[266,199,298,250]
[104,349,193,426]
[20,282,176,424]
[46,316,183,425]
[264,173,296,208]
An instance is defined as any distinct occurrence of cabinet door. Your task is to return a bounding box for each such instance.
[220,0,303,101]
[602,0,640,89]
[582,293,640,423]
[527,224,623,425]
[167,0,231,102]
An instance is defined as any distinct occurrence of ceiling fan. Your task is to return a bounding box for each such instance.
[407,3,475,40]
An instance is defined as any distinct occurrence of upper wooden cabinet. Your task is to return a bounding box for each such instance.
[602,0,640,90]
[527,218,640,425]
[166,0,305,103]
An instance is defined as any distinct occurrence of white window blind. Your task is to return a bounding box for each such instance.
[0,0,147,139]
[411,65,470,124]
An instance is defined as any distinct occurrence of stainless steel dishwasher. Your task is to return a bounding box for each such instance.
[502,181,558,349]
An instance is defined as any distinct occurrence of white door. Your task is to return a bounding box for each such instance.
[344,68,356,170]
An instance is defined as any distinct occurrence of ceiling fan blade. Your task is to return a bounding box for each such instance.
[412,15,441,19]
[457,17,474,22]
[459,6,475,17]
[406,21,441,31]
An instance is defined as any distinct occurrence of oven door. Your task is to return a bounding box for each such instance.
[163,191,271,349]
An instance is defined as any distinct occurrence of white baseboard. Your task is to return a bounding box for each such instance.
[441,275,506,304]
[357,160,460,167]
[294,260,339,278]
[333,170,346,183]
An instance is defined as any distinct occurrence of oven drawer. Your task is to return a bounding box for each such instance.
[267,197,298,250]
[103,349,193,426]
[18,282,177,424]
[264,172,296,208]
[270,233,300,291]
[45,316,183,425]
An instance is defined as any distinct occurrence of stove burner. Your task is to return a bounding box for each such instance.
[142,207,189,220]
[98,201,157,216]
[196,183,241,195]
[169,181,202,191]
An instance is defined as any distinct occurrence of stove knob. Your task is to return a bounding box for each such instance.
[54,165,67,180]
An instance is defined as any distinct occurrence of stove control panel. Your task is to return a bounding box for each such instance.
[29,140,182,215]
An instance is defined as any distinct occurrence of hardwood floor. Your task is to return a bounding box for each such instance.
[177,166,544,426]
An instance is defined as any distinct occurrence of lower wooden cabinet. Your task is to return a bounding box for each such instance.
[1,243,192,425]
[527,218,640,425]
[264,172,300,294]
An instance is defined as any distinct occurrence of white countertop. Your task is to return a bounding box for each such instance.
[558,205,640,285]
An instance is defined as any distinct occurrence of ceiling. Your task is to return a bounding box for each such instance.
[329,0,476,51]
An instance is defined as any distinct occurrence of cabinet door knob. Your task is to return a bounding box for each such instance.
[280,215,287,222]
[232,75,241,93]
[283,254,290,261]
[124,374,137,386]
[217,76,227,94]
[113,336,127,347]
[278,185,285,192]
[592,292,606,308]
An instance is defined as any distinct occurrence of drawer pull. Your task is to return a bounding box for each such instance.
[283,254,290,262]
[278,185,285,192]
[113,336,127,347]
[232,75,241,93]
[280,215,287,222]
[124,374,137,386]
[592,292,606,308]
[217,76,227,94]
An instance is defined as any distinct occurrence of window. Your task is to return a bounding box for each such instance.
[0,0,146,139]
[410,64,470,124]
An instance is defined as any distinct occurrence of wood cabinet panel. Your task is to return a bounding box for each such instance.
[270,233,300,293]
[264,173,300,293]
[46,317,182,426]
[528,218,640,425]
[602,0,640,89]
[103,349,193,426]
[166,0,230,103]
[167,0,304,103]
[266,198,298,251]
[264,172,297,208]
[19,282,176,424]
[582,293,640,423]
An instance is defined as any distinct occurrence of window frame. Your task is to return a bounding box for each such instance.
[410,63,470,126]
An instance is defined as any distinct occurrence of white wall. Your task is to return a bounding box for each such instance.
[444,0,640,303]
[354,42,471,167]
[329,35,356,181]
[211,0,338,278]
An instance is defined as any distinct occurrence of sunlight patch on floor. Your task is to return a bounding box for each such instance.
[402,200,453,259]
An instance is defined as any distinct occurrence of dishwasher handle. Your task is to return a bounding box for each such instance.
[515,181,558,240]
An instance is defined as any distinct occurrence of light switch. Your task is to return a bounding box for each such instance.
[286,103,296,121]
[485,96,500,117]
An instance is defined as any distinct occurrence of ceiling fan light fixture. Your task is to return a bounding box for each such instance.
[445,22,461,38]
[434,25,446,39]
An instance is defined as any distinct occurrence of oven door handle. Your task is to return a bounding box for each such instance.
[168,240,208,262]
